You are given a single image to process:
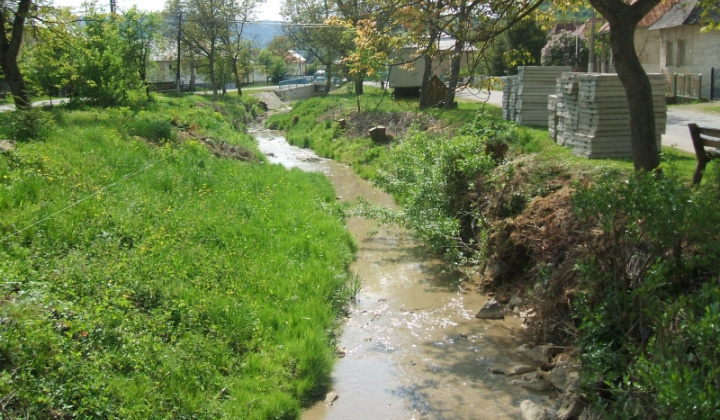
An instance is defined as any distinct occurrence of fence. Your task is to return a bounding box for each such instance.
[672,73,702,103]
[279,76,312,90]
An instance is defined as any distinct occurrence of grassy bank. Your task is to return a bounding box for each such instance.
[267,89,720,418]
[0,95,356,418]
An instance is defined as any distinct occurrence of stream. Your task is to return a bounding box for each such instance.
[250,127,555,420]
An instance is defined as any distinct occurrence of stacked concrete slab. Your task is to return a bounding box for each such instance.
[502,66,571,126]
[502,75,518,122]
[552,73,667,158]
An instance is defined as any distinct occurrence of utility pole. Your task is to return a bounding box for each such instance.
[588,15,596,73]
[176,9,182,93]
[110,0,117,14]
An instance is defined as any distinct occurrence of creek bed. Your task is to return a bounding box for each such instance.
[251,127,555,419]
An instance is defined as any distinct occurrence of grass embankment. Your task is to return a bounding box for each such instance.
[268,89,720,419]
[0,95,356,418]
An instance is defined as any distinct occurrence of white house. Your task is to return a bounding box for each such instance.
[647,0,720,100]
[387,35,477,96]
[284,50,307,77]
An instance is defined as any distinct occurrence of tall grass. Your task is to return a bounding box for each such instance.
[0,94,356,418]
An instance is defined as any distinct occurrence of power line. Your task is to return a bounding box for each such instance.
[0,148,180,245]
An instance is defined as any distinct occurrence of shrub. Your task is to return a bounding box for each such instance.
[125,112,176,143]
[573,168,720,418]
[541,30,589,71]
[1,109,54,141]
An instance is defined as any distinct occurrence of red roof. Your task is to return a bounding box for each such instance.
[598,0,680,33]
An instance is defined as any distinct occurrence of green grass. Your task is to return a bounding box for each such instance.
[268,90,700,183]
[0,94,356,418]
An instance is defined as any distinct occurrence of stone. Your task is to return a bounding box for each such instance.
[324,392,339,405]
[336,346,347,357]
[512,378,554,392]
[508,294,524,310]
[548,365,581,393]
[489,366,505,375]
[556,393,586,420]
[520,400,551,420]
[506,365,537,376]
[475,298,505,320]
[516,344,555,364]
[0,140,16,153]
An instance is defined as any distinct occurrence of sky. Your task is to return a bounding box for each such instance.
[51,0,284,21]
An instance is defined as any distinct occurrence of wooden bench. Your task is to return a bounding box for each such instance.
[688,123,720,184]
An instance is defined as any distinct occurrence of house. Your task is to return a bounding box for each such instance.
[601,0,720,100]
[387,35,477,96]
[148,46,211,91]
[284,50,306,76]
[647,0,720,100]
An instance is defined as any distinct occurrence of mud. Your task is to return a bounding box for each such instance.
[251,128,556,419]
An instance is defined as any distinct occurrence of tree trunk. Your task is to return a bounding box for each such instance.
[209,44,217,99]
[609,21,659,171]
[419,28,439,109]
[590,0,662,171]
[443,0,467,110]
[0,56,30,110]
[324,63,332,94]
[443,39,463,110]
[355,78,363,95]
[0,0,32,111]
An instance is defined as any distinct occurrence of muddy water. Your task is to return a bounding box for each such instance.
[251,128,555,420]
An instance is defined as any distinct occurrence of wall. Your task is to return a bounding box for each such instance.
[277,84,316,101]
[656,24,720,99]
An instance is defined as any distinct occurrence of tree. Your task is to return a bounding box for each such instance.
[586,0,661,171]
[218,0,261,96]
[166,0,235,98]
[438,0,546,109]
[487,18,546,76]
[1,0,32,110]
[120,8,163,98]
[282,0,347,94]
[257,49,286,83]
[541,30,589,70]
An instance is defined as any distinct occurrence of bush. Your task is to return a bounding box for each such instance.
[573,169,720,418]
[0,108,54,141]
[541,30,589,71]
[125,112,176,143]
[374,121,507,264]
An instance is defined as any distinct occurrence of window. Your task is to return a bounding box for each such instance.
[666,41,675,66]
[677,40,686,66]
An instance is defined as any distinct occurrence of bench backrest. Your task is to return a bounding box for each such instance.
[688,123,720,184]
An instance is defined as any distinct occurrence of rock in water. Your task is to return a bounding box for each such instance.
[506,365,537,376]
[324,392,339,405]
[520,400,551,420]
[516,344,555,364]
[475,298,505,320]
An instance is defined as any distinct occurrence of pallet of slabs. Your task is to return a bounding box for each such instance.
[548,95,558,140]
[513,66,572,126]
[552,72,667,159]
[502,75,518,122]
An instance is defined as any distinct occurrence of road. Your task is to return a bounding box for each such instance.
[457,88,720,155]
[0,98,69,113]
[0,85,278,113]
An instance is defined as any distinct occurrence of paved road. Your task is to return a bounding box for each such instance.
[0,98,70,112]
[457,88,720,155]
[0,86,278,113]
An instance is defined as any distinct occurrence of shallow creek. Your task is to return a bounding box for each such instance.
[251,127,554,420]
